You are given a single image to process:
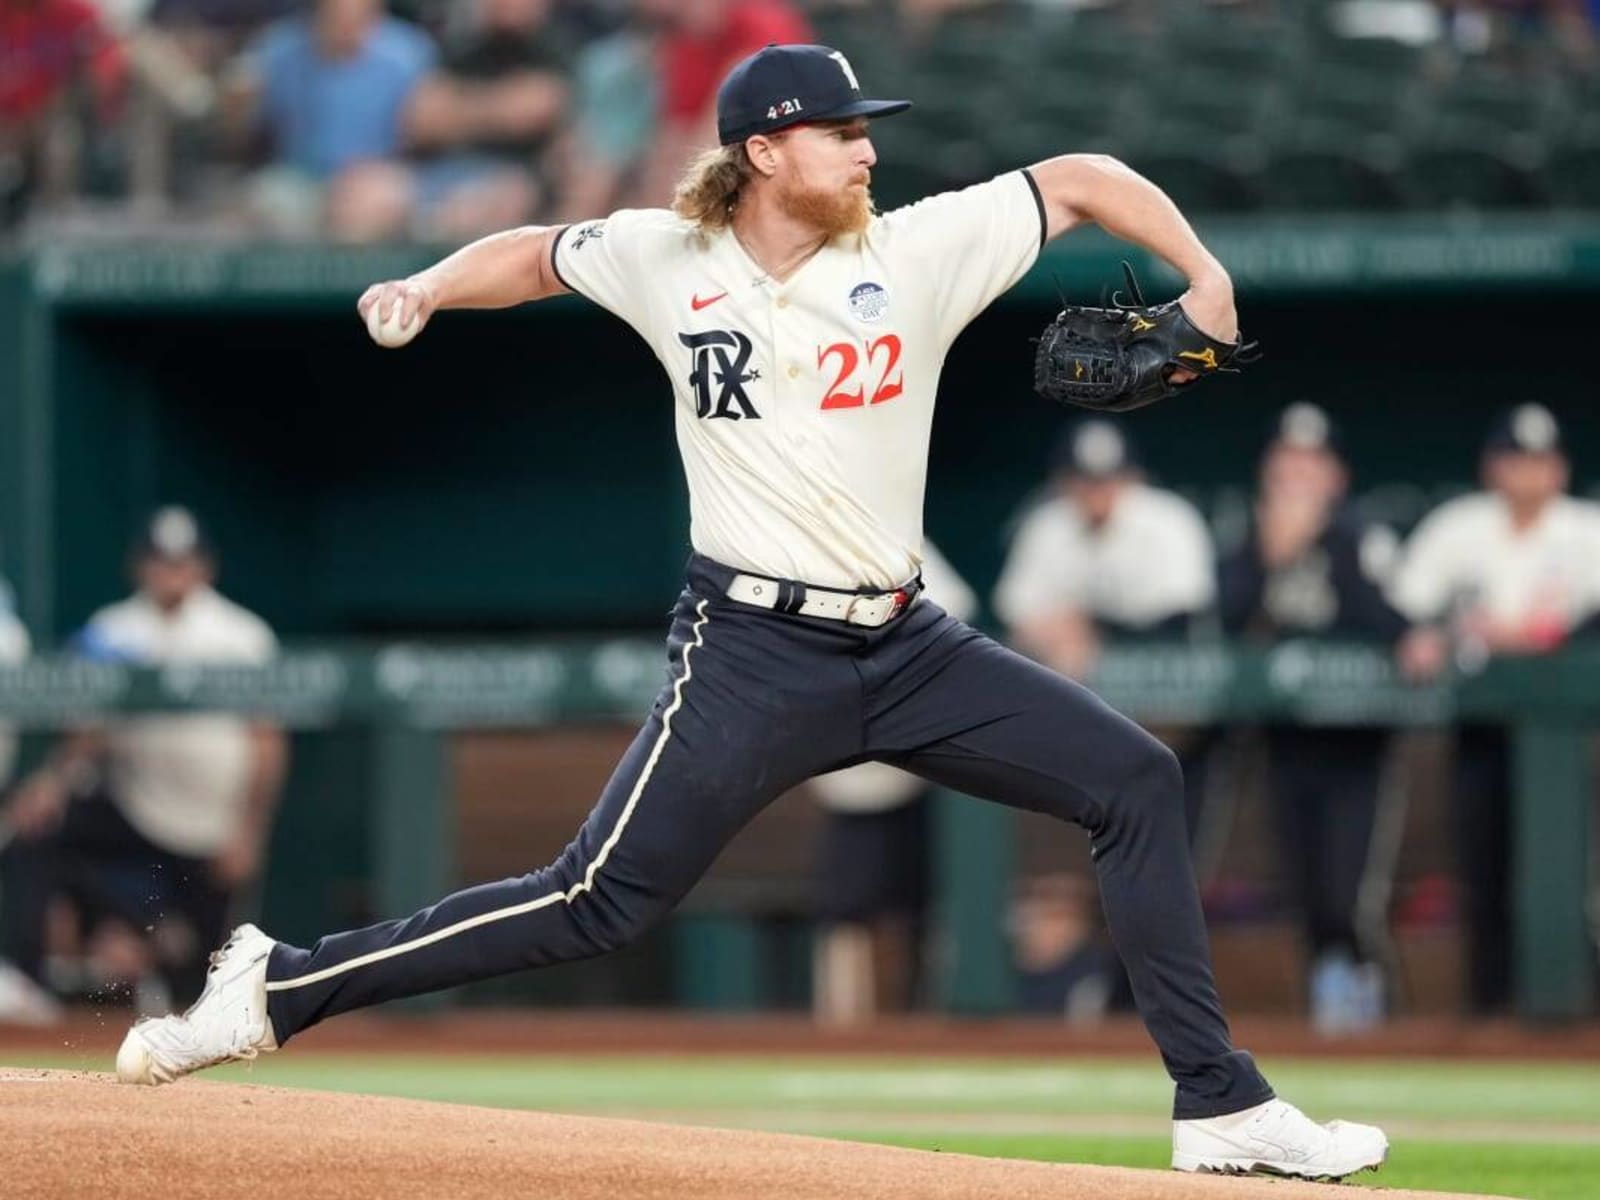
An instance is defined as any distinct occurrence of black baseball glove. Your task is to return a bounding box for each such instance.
[1033,263,1256,413]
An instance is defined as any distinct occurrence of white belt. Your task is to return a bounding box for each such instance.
[726,573,918,627]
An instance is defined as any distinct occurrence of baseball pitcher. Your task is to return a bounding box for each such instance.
[117,43,1384,1182]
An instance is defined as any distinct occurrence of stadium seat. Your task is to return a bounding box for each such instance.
[1402,138,1550,210]
[1125,143,1263,213]
[1422,65,1569,140]
[1543,141,1600,208]
[1288,67,1422,143]
[1024,11,1163,84]
[1258,145,1408,211]
[874,131,996,211]
[1156,2,1311,78]
[1314,32,1430,80]
[1143,67,1284,142]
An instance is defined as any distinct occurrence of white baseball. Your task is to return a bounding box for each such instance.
[366,301,420,349]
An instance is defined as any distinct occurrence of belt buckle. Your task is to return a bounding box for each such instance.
[845,588,908,627]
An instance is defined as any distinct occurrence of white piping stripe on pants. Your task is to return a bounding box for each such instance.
[265,599,713,994]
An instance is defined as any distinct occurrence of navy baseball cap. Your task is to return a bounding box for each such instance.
[1484,403,1563,456]
[717,44,911,146]
[1051,419,1141,478]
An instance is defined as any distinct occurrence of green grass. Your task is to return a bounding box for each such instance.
[10,1051,1597,1198]
[852,1135,1600,1200]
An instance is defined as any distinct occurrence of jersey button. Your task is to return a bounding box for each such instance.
[787,365,800,379]
[776,297,789,309]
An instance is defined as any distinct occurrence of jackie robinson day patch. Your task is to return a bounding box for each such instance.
[849,282,889,324]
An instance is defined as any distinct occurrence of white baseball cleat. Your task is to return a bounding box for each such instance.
[1172,1097,1388,1181]
[116,924,278,1086]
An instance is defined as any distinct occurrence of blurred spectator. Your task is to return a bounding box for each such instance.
[0,507,287,1011]
[551,13,657,221]
[993,419,1214,680]
[808,542,975,1025]
[0,0,127,227]
[226,0,436,239]
[629,0,811,206]
[0,575,25,788]
[1009,872,1114,1020]
[143,0,301,66]
[1438,0,1596,58]
[0,581,57,1024]
[1391,403,1600,1013]
[1217,403,1408,1036]
[405,0,575,236]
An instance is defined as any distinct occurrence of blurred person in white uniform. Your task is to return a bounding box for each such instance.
[0,580,62,1024]
[0,576,26,795]
[993,418,1217,832]
[0,508,288,1008]
[1391,404,1600,1014]
[993,418,1215,681]
[808,542,975,1023]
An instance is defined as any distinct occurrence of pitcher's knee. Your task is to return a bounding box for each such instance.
[1134,736,1184,800]
[1105,733,1185,821]
[569,888,666,957]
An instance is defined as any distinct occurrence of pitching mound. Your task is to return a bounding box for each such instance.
[1,1068,1497,1200]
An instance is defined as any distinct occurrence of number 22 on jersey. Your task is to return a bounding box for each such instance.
[818,335,904,410]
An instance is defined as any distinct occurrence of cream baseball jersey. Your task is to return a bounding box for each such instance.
[1389,492,1600,628]
[551,171,1046,590]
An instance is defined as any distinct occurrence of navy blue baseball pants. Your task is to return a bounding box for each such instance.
[265,555,1273,1120]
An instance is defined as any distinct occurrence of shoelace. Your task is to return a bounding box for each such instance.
[207,932,243,973]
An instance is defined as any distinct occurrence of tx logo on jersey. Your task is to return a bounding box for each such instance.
[679,329,762,420]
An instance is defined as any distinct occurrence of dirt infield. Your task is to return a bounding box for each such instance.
[1,1068,1507,1200]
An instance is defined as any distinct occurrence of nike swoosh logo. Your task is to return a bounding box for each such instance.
[691,291,728,311]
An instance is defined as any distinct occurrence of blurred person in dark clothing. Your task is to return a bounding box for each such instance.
[628,0,811,205]
[405,0,576,235]
[1391,403,1600,1014]
[0,0,126,226]
[1218,403,1408,1035]
[225,0,436,239]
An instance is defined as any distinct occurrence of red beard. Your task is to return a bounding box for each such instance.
[778,178,874,237]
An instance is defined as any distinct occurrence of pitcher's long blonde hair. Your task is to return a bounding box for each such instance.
[672,143,758,232]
